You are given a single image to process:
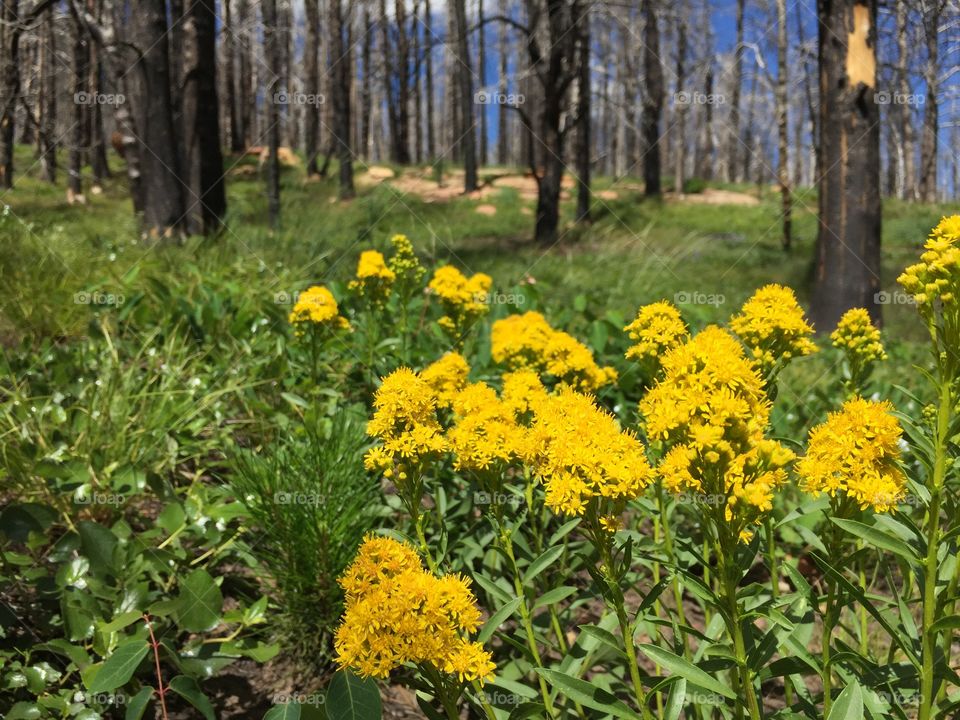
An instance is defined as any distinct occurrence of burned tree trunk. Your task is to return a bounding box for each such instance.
[575,7,590,222]
[304,0,320,175]
[776,0,791,250]
[68,7,87,203]
[918,0,942,202]
[330,0,355,199]
[263,0,281,227]
[640,0,662,197]
[811,0,881,330]
[726,0,745,182]
[137,0,186,236]
[182,0,226,235]
[39,5,56,183]
[0,0,21,189]
[451,0,477,192]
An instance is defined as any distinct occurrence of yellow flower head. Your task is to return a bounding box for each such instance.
[447,382,525,472]
[501,369,550,419]
[831,308,886,368]
[365,368,447,483]
[529,388,653,518]
[387,234,426,289]
[898,215,960,309]
[641,326,792,537]
[288,285,351,330]
[624,301,689,364]
[797,397,907,513]
[491,312,618,393]
[421,352,471,408]
[428,265,492,337]
[730,284,817,375]
[335,536,495,683]
[349,250,396,304]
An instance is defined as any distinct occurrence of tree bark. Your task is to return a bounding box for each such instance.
[640,0,662,197]
[477,0,487,166]
[918,0,941,202]
[330,0,355,198]
[39,5,56,183]
[182,0,226,235]
[496,0,508,165]
[304,0,320,175]
[0,0,21,189]
[811,0,882,330]
[673,8,686,194]
[451,0,477,192]
[776,0,791,250]
[424,0,435,159]
[575,7,590,222]
[137,0,186,235]
[68,7,87,202]
[726,0,745,182]
[263,0,281,227]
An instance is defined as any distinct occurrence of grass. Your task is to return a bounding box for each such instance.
[2,143,957,350]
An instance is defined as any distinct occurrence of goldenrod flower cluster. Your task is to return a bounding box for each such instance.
[730,284,817,375]
[387,233,426,290]
[898,215,960,307]
[364,368,447,484]
[421,352,471,408]
[624,301,689,364]
[797,397,907,513]
[501,369,550,419]
[491,312,618,393]
[831,308,886,367]
[428,265,492,336]
[335,536,495,682]
[640,326,794,538]
[527,388,653,518]
[288,285,351,330]
[448,382,528,472]
[349,250,396,305]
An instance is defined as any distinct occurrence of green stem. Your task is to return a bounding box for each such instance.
[765,516,793,709]
[821,576,836,716]
[470,680,500,720]
[501,529,557,718]
[920,382,951,720]
[720,539,762,720]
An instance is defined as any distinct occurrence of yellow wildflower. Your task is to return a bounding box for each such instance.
[349,250,396,304]
[428,265,492,337]
[387,234,426,290]
[288,285,351,330]
[831,308,886,383]
[335,536,495,683]
[421,352,471,408]
[730,284,817,376]
[491,312,617,393]
[898,215,960,310]
[624,301,689,365]
[797,397,907,513]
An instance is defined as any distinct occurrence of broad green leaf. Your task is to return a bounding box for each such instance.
[827,681,864,720]
[664,678,687,720]
[478,597,522,643]
[534,586,577,609]
[830,518,919,564]
[637,643,736,700]
[78,520,119,575]
[263,703,302,720]
[535,669,642,719]
[87,640,150,694]
[326,670,382,720]
[168,675,216,720]
[175,569,223,633]
[125,686,154,720]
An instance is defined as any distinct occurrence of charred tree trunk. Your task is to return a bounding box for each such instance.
[360,1,373,159]
[182,0,226,235]
[776,0,791,250]
[237,0,251,149]
[263,0,281,227]
[394,0,410,163]
[451,0,477,192]
[640,0,662,197]
[497,0,508,165]
[811,0,881,330]
[424,0,435,159]
[673,9,686,194]
[477,0,487,166]
[895,0,914,200]
[304,0,320,175]
[137,0,186,236]
[330,0,355,198]
[40,5,56,183]
[0,0,20,189]
[918,0,941,202]
[726,0,745,182]
[68,7,87,203]
[575,8,590,222]
[224,0,243,153]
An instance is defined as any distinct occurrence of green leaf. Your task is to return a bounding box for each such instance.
[168,676,216,720]
[175,569,223,633]
[100,610,144,635]
[125,686,154,720]
[78,520,119,575]
[264,703,303,720]
[533,586,577,609]
[664,678,687,720]
[326,670,382,720]
[827,681,864,720]
[478,597,522,643]
[637,644,736,700]
[87,640,150,694]
[523,546,565,585]
[830,518,920,564]
[931,614,960,635]
[535,669,642,719]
